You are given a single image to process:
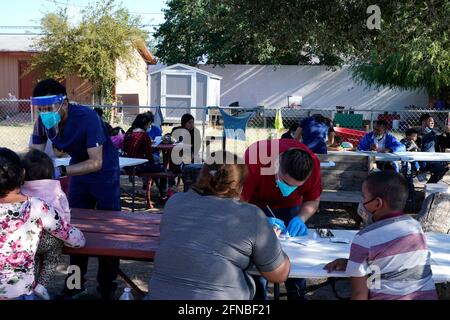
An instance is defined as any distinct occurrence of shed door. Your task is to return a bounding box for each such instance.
[161,71,196,120]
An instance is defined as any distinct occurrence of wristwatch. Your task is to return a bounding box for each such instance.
[57,165,67,177]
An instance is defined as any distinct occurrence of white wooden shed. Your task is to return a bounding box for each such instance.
[149,63,222,122]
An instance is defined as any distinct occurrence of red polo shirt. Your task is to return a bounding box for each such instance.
[241,139,322,209]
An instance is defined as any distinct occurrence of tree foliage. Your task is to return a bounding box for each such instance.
[351,0,450,96]
[31,0,147,104]
[155,0,450,96]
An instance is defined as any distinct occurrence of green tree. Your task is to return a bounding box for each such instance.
[154,0,375,66]
[156,0,450,97]
[351,0,450,98]
[31,0,147,104]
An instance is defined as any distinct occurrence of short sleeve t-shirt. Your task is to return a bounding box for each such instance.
[32,104,120,183]
[300,117,330,154]
[148,190,286,300]
[241,139,322,209]
[346,215,437,300]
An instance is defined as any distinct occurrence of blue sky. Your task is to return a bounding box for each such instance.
[0,0,167,35]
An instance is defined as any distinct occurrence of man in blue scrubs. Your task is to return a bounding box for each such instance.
[31,79,121,300]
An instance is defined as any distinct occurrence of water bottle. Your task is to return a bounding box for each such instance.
[119,287,134,300]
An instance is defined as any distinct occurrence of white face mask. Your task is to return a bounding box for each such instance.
[357,200,376,225]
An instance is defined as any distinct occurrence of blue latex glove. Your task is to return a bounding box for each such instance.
[267,217,286,233]
[286,216,308,236]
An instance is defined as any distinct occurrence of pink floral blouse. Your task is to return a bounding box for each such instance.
[0,197,85,299]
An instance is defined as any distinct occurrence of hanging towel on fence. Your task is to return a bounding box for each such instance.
[153,105,164,129]
[219,108,254,141]
[275,109,285,131]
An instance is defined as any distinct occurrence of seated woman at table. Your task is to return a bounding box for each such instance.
[294,114,335,154]
[20,149,72,300]
[0,148,85,300]
[415,114,449,183]
[123,113,168,204]
[168,113,202,195]
[358,120,405,172]
[325,171,437,300]
[146,151,290,300]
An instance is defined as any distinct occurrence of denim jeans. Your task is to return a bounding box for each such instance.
[252,206,307,300]
[14,293,38,300]
[419,161,449,183]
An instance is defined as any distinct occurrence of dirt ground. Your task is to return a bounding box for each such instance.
[45,176,449,300]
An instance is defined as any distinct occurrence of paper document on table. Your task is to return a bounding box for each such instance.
[287,239,326,246]
[153,136,162,146]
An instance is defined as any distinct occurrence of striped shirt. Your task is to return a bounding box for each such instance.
[346,215,437,300]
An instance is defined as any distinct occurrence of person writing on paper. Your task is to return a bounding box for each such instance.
[358,120,405,172]
[147,151,290,300]
[324,171,437,300]
[358,120,404,154]
[241,138,322,300]
[30,79,121,300]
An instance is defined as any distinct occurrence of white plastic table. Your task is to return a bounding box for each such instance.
[393,152,450,162]
[53,157,148,168]
[328,150,401,161]
[280,229,450,283]
[53,157,148,211]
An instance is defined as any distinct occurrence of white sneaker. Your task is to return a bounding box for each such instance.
[417,173,427,183]
[34,284,51,300]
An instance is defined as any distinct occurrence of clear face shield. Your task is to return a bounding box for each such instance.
[31,94,66,139]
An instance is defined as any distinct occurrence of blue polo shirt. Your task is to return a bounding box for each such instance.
[32,103,120,183]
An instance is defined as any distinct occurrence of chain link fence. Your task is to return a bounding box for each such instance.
[1,99,450,157]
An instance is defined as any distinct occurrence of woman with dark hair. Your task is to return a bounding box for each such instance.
[0,148,85,300]
[123,113,168,206]
[171,113,201,162]
[167,114,202,195]
[147,151,290,300]
[294,114,335,154]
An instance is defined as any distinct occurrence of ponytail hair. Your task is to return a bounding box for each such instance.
[193,151,248,198]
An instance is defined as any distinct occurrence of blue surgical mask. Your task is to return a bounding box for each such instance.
[33,94,65,130]
[276,178,298,197]
[40,111,62,130]
[424,127,432,134]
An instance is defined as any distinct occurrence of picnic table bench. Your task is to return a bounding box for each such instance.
[64,208,161,297]
[317,152,372,204]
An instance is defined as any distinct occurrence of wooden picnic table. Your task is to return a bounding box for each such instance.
[63,208,162,296]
